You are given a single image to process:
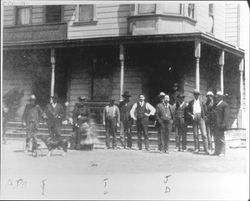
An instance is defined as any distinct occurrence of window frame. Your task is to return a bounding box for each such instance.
[208,4,215,34]
[44,5,63,24]
[75,4,97,25]
[15,6,32,26]
[137,4,156,15]
[187,3,195,20]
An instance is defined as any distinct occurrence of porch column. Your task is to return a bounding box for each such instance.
[238,58,244,128]
[219,50,225,94]
[119,44,125,100]
[50,48,56,97]
[194,40,201,90]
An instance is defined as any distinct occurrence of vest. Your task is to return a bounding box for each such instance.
[137,102,148,119]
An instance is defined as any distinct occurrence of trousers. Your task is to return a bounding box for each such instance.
[105,118,117,148]
[136,117,149,150]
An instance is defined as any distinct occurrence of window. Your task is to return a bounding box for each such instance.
[45,5,62,23]
[16,7,31,25]
[187,4,195,19]
[78,5,95,22]
[208,4,214,33]
[138,4,156,14]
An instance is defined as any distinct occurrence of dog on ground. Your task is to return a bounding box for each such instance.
[38,136,69,156]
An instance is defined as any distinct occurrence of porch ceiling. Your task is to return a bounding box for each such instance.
[3,32,244,58]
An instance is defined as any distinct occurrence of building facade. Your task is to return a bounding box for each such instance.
[2,2,247,128]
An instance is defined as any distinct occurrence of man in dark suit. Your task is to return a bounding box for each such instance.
[213,91,230,157]
[187,89,209,154]
[22,95,44,152]
[44,94,65,138]
[119,91,133,149]
[156,94,173,153]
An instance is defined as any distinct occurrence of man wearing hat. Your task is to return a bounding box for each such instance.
[44,94,65,138]
[156,93,174,153]
[187,89,209,154]
[174,93,188,151]
[213,91,229,157]
[205,91,216,153]
[72,96,90,150]
[119,91,133,149]
[130,94,156,151]
[103,98,120,149]
[22,94,44,152]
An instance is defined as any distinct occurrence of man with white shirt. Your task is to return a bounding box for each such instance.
[130,94,156,151]
[187,89,209,154]
[213,91,230,157]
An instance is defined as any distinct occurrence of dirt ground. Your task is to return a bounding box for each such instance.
[1,139,248,200]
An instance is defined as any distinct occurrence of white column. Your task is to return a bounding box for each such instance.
[219,50,225,94]
[194,40,201,90]
[50,48,55,97]
[120,44,124,100]
[239,58,244,110]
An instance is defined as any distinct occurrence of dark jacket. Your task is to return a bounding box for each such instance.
[214,100,230,130]
[72,103,90,125]
[187,98,206,119]
[119,100,133,122]
[44,103,65,122]
[156,103,174,122]
[22,104,43,125]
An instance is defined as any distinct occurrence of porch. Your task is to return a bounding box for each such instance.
[3,32,245,128]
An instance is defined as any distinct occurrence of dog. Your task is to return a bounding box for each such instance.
[39,136,69,157]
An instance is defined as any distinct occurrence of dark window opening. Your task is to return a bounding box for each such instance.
[45,5,62,23]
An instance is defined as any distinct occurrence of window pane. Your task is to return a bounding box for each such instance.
[16,7,30,25]
[46,5,61,23]
[138,4,156,14]
[188,4,195,19]
[79,5,94,22]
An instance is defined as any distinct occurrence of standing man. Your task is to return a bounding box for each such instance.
[187,89,209,154]
[22,95,43,152]
[213,91,229,157]
[119,91,133,149]
[44,94,65,138]
[103,99,120,149]
[155,94,173,153]
[72,96,90,150]
[169,82,181,149]
[174,93,188,152]
[205,91,216,153]
[130,94,156,151]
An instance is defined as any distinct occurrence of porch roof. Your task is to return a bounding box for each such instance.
[3,32,244,58]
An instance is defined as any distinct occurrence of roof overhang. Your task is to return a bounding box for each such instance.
[3,32,245,58]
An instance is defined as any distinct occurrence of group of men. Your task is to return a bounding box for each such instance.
[102,85,229,157]
[19,82,229,157]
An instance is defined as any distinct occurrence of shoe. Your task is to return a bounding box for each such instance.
[218,153,225,157]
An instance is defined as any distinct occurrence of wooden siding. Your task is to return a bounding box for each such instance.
[3,6,15,26]
[31,6,44,24]
[225,3,239,46]
[65,4,130,39]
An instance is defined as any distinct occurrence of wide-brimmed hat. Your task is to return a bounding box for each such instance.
[206,91,214,96]
[122,91,131,97]
[193,89,200,95]
[29,94,36,100]
[159,92,166,98]
[78,96,87,101]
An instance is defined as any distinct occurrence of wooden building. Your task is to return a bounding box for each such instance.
[3,2,246,128]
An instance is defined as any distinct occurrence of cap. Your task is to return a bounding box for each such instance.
[78,96,87,101]
[159,92,166,97]
[206,91,214,96]
[165,95,170,101]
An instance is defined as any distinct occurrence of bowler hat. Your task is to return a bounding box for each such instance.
[193,89,200,95]
[206,91,214,96]
[122,91,131,97]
